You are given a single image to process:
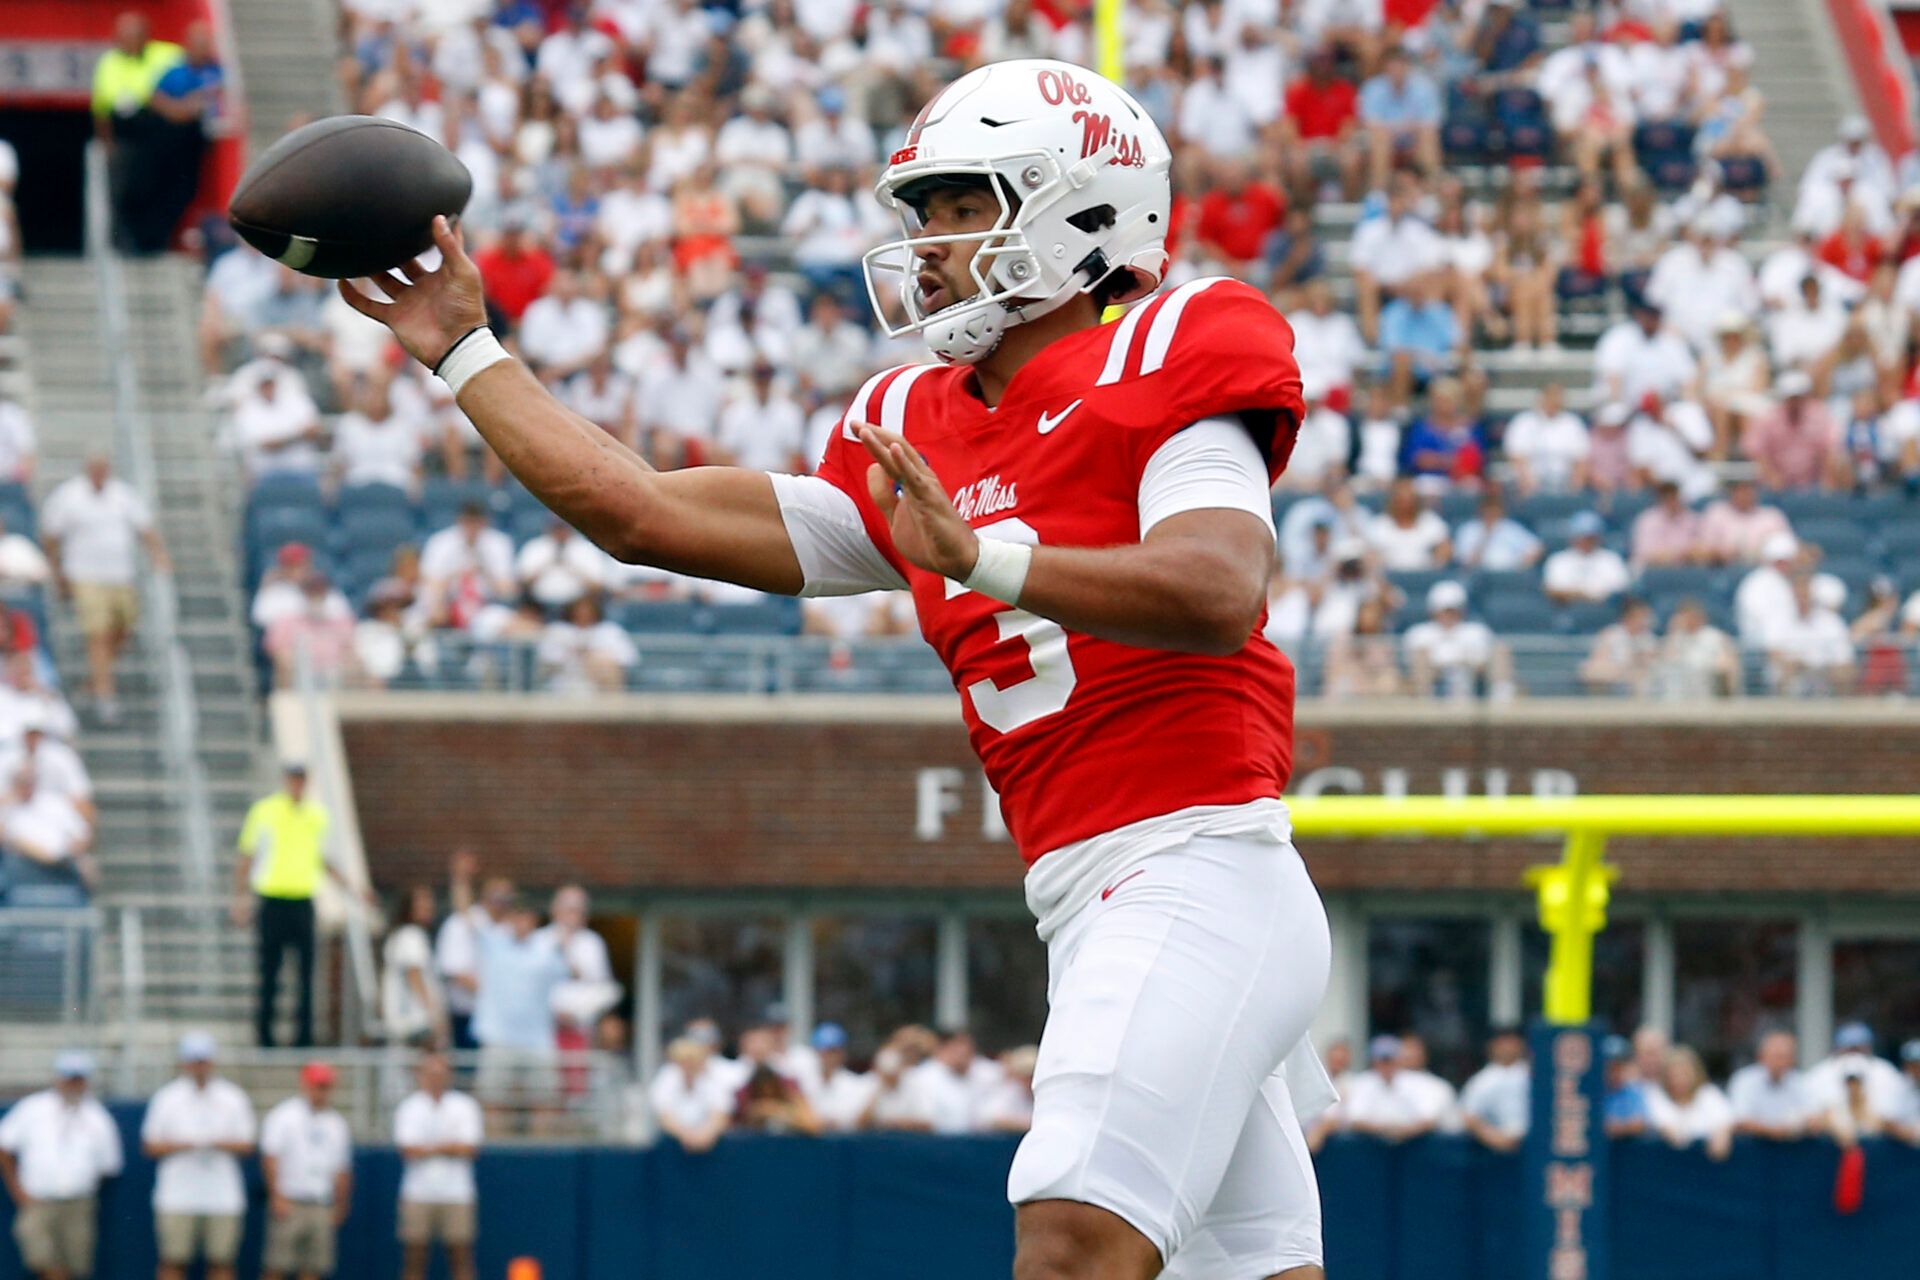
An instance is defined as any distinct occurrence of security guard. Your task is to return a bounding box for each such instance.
[232,762,339,1048]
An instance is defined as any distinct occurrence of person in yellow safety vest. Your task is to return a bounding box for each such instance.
[90,10,184,252]
[232,762,355,1049]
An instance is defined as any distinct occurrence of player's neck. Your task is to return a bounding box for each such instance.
[971,295,1103,407]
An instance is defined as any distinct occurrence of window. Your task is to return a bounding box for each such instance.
[968,916,1049,1054]
[812,915,938,1058]
[657,915,785,1049]
[1522,918,1646,1038]
[1672,919,1797,1079]
[1367,917,1490,1084]
[1832,939,1920,1045]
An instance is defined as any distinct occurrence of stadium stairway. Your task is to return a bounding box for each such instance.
[16,255,266,1038]
[224,0,343,153]
[1732,0,1860,181]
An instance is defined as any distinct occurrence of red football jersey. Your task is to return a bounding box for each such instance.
[816,277,1306,862]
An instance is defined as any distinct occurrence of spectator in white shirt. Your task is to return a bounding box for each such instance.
[1503,383,1590,494]
[1405,580,1514,700]
[394,1051,483,1280]
[252,543,351,637]
[803,1023,879,1132]
[1592,300,1698,408]
[979,1046,1038,1134]
[902,1028,1001,1135]
[516,518,610,612]
[0,654,78,745]
[40,453,170,721]
[4,714,96,828]
[1734,531,1801,647]
[517,271,608,382]
[1342,1035,1450,1141]
[534,884,620,1069]
[561,352,637,449]
[1460,1028,1530,1152]
[1727,1031,1821,1141]
[714,365,807,474]
[333,375,426,494]
[1366,477,1451,571]
[1287,280,1369,406]
[787,292,874,399]
[420,504,515,629]
[649,1036,735,1152]
[0,394,38,482]
[4,762,97,893]
[1283,395,1355,492]
[437,853,507,1050]
[636,330,725,468]
[1766,574,1855,694]
[0,510,49,592]
[1396,1034,1462,1133]
[1805,1022,1911,1125]
[0,1051,122,1280]
[1543,512,1631,604]
[230,342,326,484]
[1646,217,1760,352]
[537,595,638,693]
[713,87,792,228]
[142,1033,256,1280]
[1648,1044,1733,1159]
[383,885,448,1048]
[1349,174,1445,341]
[259,1062,354,1280]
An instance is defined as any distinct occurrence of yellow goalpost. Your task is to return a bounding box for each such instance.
[1288,795,1920,1025]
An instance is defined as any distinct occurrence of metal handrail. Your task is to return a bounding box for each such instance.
[294,633,381,1043]
[83,141,222,967]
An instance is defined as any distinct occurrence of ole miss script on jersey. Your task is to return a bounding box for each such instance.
[816,277,1308,860]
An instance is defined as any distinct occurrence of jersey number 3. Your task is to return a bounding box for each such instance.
[946,518,1078,734]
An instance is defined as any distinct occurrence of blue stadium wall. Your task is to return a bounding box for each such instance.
[4,1107,1920,1279]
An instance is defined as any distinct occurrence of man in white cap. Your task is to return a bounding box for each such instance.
[1592,298,1697,409]
[1746,370,1844,491]
[1403,580,1512,699]
[1803,115,1896,207]
[1734,531,1801,647]
[1340,1036,1449,1141]
[1805,1022,1910,1120]
[1542,512,1630,604]
[0,1051,122,1280]
[1645,214,1758,353]
[141,1032,255,1280]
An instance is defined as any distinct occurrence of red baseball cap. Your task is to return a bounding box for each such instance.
[301,1061,336,1087]
[277,543,313,568]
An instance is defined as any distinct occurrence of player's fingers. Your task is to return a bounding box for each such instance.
[865,463,899,519]
[379,269,414,296]
[432,215,468,265]
[336,279,392,320]
[858,426,907,483]
[397,257,430,283]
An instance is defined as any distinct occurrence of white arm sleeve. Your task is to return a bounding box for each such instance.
[1138,418,1278,541]
[769,472,910,597]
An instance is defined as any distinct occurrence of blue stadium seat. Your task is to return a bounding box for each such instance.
[0,482,35,539]
[248,507,329,561]
[1877,521,1920,562]
[1512,493,1590,528]
[249,472,326,514]
[1556,599,1619,635]
[706,598,802,636]
[1772,491,1864,524]
[1435,492,1481,526]
[1484,592,1557,633]
[336,508,418,554]
[611,600,705,634]
[1386,569,1451,606]
[335,483,413,521]
[1818,556,1879,597]
[512,510,556,546]
[1795,518,1869,558]
[1471,568,1542,599]
[1634,564,1721,601]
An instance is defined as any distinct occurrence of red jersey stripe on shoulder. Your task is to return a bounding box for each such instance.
[1093,294,1161,387]
[880,364,939,436]
[841,364,925,441]
[1138,277,1228,377]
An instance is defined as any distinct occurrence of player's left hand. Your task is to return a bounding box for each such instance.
[859,425,980,583]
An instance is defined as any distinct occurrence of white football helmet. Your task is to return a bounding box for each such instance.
[861,59,1173,365]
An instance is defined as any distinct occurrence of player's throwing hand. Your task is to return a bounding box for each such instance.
[336,216,489,370]
[859,424,981,582]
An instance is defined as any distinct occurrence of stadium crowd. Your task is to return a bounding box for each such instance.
[196,0,1920,698]
[1305,1021,1920,1161]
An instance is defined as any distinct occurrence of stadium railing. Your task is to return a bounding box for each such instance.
[313,631,1917,699]
[0,906,100,1024]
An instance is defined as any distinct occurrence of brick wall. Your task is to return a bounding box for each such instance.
[337,698,1920,897]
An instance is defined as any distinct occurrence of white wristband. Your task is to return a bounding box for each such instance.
[962,537,1032,605]
[435,327,511,396]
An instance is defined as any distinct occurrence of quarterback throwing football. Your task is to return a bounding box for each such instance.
[344,59,1333,1280]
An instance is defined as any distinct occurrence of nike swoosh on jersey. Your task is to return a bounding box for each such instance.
[1099,869,1146,901]
[1037,399,1084,435]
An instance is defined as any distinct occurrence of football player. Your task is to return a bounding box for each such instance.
[342,58,1333,1280]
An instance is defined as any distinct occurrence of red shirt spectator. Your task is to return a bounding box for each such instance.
[1284,73,1359,142]
[1195,175,1286,265]
[1817,227,1882,283]
[473,224,556,322]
